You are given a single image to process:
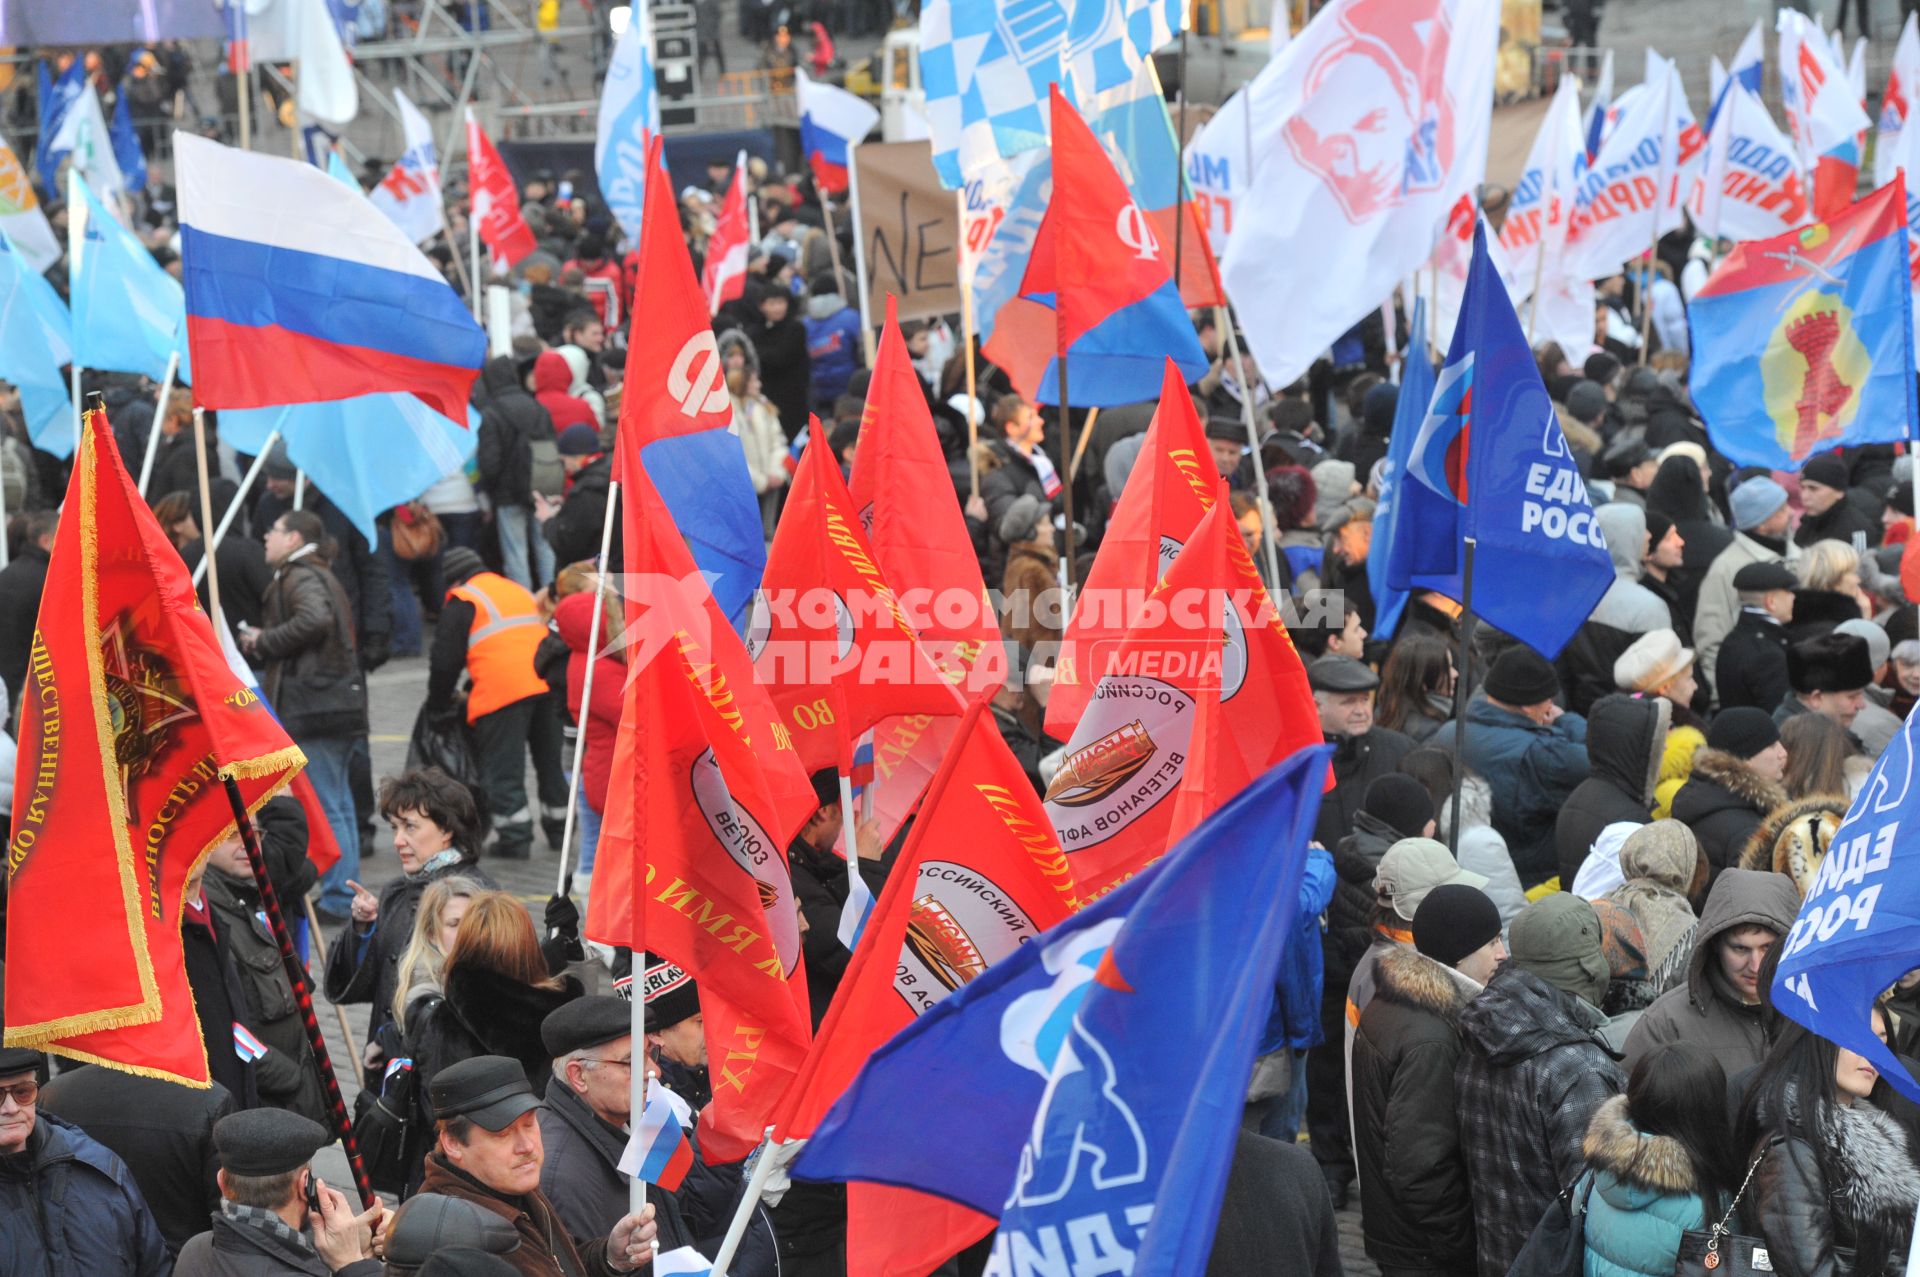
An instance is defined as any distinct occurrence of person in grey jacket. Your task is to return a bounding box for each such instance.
[1558,503,1673,716]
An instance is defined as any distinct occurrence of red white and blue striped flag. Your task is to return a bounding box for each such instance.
[619,1085,694,1190]
[222,0,250,75]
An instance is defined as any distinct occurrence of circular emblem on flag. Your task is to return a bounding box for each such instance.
[1761,290,1871,464]
[1043,678,1194,850]
[892,860,1043,1016]
[689,748,802,974]
[1156,535,1184,576]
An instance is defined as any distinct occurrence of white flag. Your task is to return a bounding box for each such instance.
[1877,13,1920,185]
[1691,82,1807,243]
[1563,54,1704,281]
[367,90,443,245]
[1221,0,1499,387]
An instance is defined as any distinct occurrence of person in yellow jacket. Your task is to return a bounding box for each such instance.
[428,547,551,858]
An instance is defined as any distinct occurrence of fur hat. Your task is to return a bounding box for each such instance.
[1787,632,1874,694]
[1613,628,1693,693]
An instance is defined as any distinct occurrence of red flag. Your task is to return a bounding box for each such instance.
[702,154,752,314]
[1044,500,1321,897]
[1154,197,1227,311]
[615,133,736,453]
[5,409,304,1084]
[750,417,965,776]
[773,698,1080,1275]
[1046,358,1221,739]
[844,296,1006,842]
[466,112,537,270]
[585,478,817,1161]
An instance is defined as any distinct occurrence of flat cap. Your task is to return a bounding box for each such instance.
[384,1194,521,1268]
[541,996,630,1058]
[427,1056,542,1131]
[0,1045,44,1075]
[1732,561,1798,593]
[1307,655,1379,693]
[213,1109,330,1177]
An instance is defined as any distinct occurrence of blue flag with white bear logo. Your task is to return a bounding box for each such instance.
[791,745,1329,1277]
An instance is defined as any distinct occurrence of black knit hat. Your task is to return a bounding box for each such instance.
[1643,509,1674,551]
[1787,633,1874,694]
[1707,707,1781,760]
[1800,452,1849,492]
[1483,646,1559,706]
[1361,774,1435,840]
[1410,884,1503,969]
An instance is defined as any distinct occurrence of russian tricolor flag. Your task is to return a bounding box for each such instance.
[796,69,878,195]
[174,131,486,427]
[620,1086,694,1191]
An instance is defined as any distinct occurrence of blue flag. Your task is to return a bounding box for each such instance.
[35,61,84,193]
[1370,298,1438,639]
[110,88,147,195]
[70,173,190,383]
[793,745,1331,1277]
[1774,702,1920,1102]
[0,232,73,458]
[1689,181,1916,471]
[1405,220,1614,660]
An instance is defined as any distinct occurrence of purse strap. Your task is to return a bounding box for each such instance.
[1708,1139,1777,1240]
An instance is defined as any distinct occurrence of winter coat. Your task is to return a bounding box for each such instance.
[254,552,366,740]
[789,835,895,1029]
[552,592,623,812]
[1315,726,1416,850]
[803,293,863,406]
[1749,1086,1920,1277]
[1698,533,1800,694]
[1652,709,1707,818]
[1795,495,1882,550]
[1264,846,1338,1055]
[729,299,811,437]
[537,1080,779,1277]
[1204,1133,1344,1277]
[174,1205,382,1277]
[732,391,789,495]
[36,1067,233,1256]
[1456,964,1626,1277]
[202,868,327,1124]
[1672,748,1788,882]
[1443,775,1532,926]
[323,857,498,1053]
[1580,1095,1711,1277]
[418,1152,627,1277]
[1430,697,1591,884]
[1716,608,1793,714]
[1737,797,1849,897]
[1606,836,1700,989]
[977,439,1056,589]
[409,965,584,1109]
[248,491,390,668]
[542,453,618,571]
[0,1113,171,1277]
[1326,811,1403,998]
[1645,457,1732,630]
[1351,946,1479,1272]
[474,356,558,506]
[532,351,598,435]
[1623,868,1800,1075]
[1557,694,1669,888]
[1559,507,1674,716]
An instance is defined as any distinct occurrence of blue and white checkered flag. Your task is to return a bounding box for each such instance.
[921,0,1183,189]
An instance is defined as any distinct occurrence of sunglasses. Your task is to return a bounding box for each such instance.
[0,1080,37,1107]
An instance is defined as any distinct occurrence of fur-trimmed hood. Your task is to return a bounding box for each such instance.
[1737,795,1847,894]
[1688,749,1789,817]
[1582,1095,1698,1194]
[1372,944,1476,1021]
[1824,1095,1920,1231]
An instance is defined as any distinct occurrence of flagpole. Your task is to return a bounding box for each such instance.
[710,1127,780,1277]
[1220,310,1285,592]
[1172,27,1189,291]
[70,364,82,455]
[136,350,181,498]
[630,951,651,1217]
[845,144,877,367]
[1055,329,1078,594]
[293,469,307,512]
[195,427,278,587]
[838,771,863,932]
[1446,536,1477,860]
[1523,229,1549,345]
[819,190,851,315]
[959,192,981,502]
[0,435,9,568]
[220,777,376,1208]
[469,188,484,323]
[193,408,225,634]
[554,480,620,900]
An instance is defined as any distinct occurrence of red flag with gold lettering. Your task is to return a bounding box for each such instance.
[585,475,818,1162]
[772,696,1081,1277]
[5,407,304,1084]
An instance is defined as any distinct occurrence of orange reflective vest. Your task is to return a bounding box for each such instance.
[450,571,548,722]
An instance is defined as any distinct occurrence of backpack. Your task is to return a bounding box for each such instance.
[527,436,566,500]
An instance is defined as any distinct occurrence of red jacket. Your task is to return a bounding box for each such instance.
[532,351,598,434]
[553,592,624,811]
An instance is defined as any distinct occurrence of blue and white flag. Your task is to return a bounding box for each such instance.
[35,60,85,192]
[1404,219,1614,659]
[0,231,74,457]
[596,0,661,247]
[68,171,189,384]
[368,89,443,245]
[794,745,1331,1277]
[1369,297,1436,640]
[919,0,1184,189]
[110,88,147,196]
[1775,701,1920,1102]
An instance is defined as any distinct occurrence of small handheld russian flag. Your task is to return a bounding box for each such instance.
[233,1022,268,1063]
[619,1086,694,1190]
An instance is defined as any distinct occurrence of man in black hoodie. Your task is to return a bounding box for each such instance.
[1794,451,1881,549]
[474,354,559,591]
[1554,693,1668,889]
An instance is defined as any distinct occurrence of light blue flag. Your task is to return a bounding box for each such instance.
[1369,298,1437,641]
[0,232,74,458]
[110,88,147,195]
[69,173,190,383]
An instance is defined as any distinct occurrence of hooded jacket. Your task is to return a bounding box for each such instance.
[1737,796,1848,897]
[1558,504,1672,716]
[1456,963,1625,1277]
[1645,456,1733,630]
[1580,1095,1710,1277]
[1350,946,1479,1272]
[0,1112,171,1277]
[1749,1083,1920,1277]
[1671,748,1789,881]
[1622,868,1800,1074]
[1606,832,1701,988]
[1556,694,1669,887]
[803,290,863,406]
[533,351,598,434]
[475,356,559,506]
[542,453,618,572]
[550,592,624,813]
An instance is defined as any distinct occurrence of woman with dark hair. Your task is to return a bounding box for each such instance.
[1265,464,1323,594]
[1739,1008,1920,1277]
[1376,633,1455,742]
[1580,1042,1739,1277]
[1780,713,1861,802]
[324,767,497,1079]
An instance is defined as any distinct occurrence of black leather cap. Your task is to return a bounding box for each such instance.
[427,1056,541,1131]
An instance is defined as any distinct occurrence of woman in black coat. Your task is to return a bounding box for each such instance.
[726,279,812,438]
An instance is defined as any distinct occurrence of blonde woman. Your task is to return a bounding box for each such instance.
[388,875,485,1040]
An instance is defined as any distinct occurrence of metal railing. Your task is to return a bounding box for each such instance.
[494,68,799,139]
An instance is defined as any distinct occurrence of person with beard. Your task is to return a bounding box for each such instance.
[1696,477,1798,696]
[1794,452,1880,550]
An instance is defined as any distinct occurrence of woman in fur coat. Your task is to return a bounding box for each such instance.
[1738,1006,1920,1276]
[1580,1042,1738,1277]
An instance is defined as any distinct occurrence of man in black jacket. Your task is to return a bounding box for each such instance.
[1309,655,1415,849]
[978,393,1060,589]
[787,771,894,1031]
[0,509,53,733]
[538,424,617,570]
[1794,451,1881,549]
[474,354,559,591]
[1716,561,1796,712]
